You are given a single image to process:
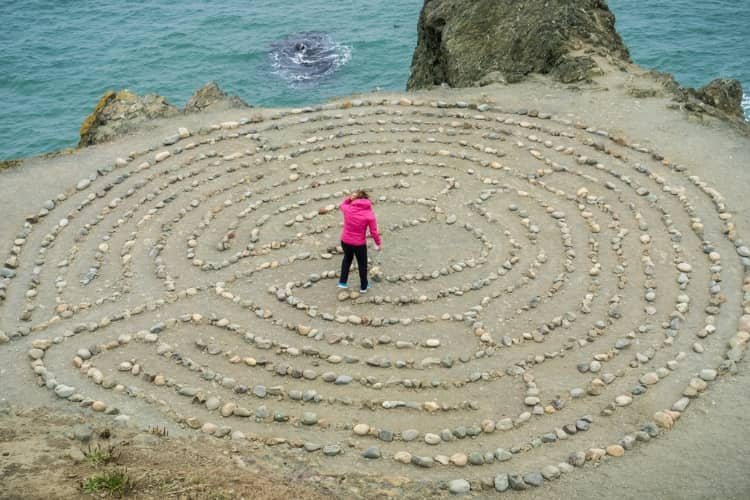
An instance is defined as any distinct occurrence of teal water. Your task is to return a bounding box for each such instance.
[1,0,748,160]
[610,0,750,108]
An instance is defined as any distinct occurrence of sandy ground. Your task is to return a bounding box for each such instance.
[1,61,750,499]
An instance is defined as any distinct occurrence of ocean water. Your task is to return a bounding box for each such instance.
[609,0,750,108]
[1,0,748,160]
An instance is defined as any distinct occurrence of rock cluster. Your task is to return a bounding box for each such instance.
[78,82,250,147]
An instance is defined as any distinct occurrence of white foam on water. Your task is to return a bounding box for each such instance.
[743,93,750,121]
[269,32,352,85]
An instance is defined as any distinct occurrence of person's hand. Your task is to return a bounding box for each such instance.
[376,245,382,252]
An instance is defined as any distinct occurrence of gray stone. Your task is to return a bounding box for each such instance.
[402,429,419,441]
[494,448,512,461]
[379,429,394,442]
[362,446,381,459]
[523,472,544,487]
[304,442,321,452]
[323,444,341,456]
[178,386,198,397]
[541,465,560,480]
[411,455,434,468]
[508,474,528,490]
[301,412,317,425]
[494,473,509,492]
[73,424,93,442]
[68,447,86,463]
[449,479,471,494]
[54,385,75,398]
[273,411,287,422]
[569,451,586,466]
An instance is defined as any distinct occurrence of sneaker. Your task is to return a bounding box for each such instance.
[359,283,371,293]
[337,282,348,289]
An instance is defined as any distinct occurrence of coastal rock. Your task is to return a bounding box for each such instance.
[407,0,630,89]
[79,82,249,148]
[184,81,250,113]
[78,90,179,147]
[691,78,745,117]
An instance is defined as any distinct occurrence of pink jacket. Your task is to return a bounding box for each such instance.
[339,197,381,247]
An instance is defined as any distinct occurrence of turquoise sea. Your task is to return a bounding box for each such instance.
[1,0,748,160]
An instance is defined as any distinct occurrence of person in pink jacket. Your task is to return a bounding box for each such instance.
[338,190,381,292]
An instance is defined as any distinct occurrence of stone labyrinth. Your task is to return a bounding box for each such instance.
[2,97,750,493]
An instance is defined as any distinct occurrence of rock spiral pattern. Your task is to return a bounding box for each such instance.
[2,97,749,493]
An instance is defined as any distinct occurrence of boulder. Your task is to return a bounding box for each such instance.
[184,81,250,113]
[78,82,250,147]
[691,78,744,117]
[79,90,179,147]
[407,0,630,89]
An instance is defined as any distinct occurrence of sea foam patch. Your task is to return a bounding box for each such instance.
[269,31,351,84]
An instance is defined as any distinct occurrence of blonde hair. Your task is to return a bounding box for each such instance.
[353,189,370,200]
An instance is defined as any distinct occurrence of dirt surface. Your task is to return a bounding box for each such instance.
[1,59,750,499]
[0,406,342,499]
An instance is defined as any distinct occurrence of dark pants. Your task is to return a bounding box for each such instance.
[340,241,368,290]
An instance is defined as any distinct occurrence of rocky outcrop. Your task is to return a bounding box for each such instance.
[184,81,250,113]
[690,79,744,117]
[79,82,249,147]
[79,90,179,147]
[407,0,630,89]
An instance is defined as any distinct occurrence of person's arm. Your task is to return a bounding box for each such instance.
[339,196,352,212]
[369,215,382,248]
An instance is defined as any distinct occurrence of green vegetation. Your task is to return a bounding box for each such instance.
[84,443,121,466]
[81,469,135,497]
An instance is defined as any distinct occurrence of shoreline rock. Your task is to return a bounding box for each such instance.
[78,90,180,147]
[184,81,250,113]
[78,81,250,148]
[689,78,745,117]
[407,0,631,89]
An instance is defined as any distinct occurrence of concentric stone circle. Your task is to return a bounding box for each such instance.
[2,96,749,493]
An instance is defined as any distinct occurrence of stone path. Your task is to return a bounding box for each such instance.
[2,97,749,494]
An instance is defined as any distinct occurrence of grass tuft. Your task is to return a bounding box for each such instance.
[81,468,135,497]
[84,442,121,466]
